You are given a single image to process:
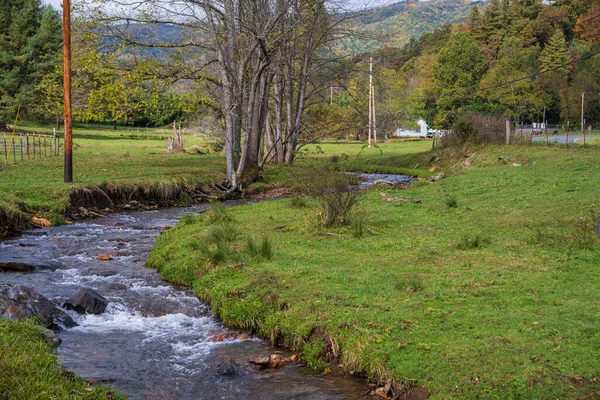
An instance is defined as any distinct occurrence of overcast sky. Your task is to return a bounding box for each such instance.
[44,0,398,11]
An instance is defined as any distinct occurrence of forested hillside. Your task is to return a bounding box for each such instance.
[324,0,600,138]
[342,0,483,51]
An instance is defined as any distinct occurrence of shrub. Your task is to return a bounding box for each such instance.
[442,112,506,147]
[295,167,364,227]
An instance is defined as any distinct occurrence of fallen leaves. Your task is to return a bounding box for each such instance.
[249,354,296,369]
[31,217,52,228]
[207,332,249,342]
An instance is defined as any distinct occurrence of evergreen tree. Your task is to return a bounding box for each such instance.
[0,0,62,123]
[539,31,571,108]
[540,31,571,70]
[432,32,486,128]
[468,5,485,42]
[480,36,549,122]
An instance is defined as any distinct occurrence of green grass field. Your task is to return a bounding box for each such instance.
[0,123,225,230]
[148,143,600,398]
[0,319,123,399]
[2,123,600,398]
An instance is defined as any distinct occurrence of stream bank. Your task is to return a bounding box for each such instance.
[0,202,373,399]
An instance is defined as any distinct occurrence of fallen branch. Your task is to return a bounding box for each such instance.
[381,198,421,203]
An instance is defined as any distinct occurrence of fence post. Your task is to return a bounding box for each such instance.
[505,120,510,145]
[20,135,23,161]
[13,139,16,163]
[26,134,30,160]
[38,136,41,159]
[44,137,47,158]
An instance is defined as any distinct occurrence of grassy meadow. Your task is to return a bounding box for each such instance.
[148,142,600,398]
[0,319,123,399]
[0,123,225,229]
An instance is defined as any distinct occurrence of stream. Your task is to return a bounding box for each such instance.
[0,203,372,399]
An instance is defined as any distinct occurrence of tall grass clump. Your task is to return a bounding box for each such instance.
[445,196,458,209]
[205,203,231,224]
[301,340,329,372]
[259,237,273,260]
[178,214,197,226]
[290,196,308,208]
[246,236,259,255]
[207,240,228,265]
[351,218,364,238]
[571,209,600,250]
[246,236,273,260]
[456,234,490,250]
[207,224,239,244]
[295,167,363,227]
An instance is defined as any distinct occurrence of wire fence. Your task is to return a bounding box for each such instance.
[1,132,61,166]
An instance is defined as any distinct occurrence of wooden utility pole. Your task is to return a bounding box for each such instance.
[582,92,585,146]
[63,0,73,182]
[543,106,548,144]
[368,57,373,149]
[372,77,377,146]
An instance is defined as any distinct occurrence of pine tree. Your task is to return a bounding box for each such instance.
[0,0,62,123]
[539,31,571,71]
[539,31,571,107]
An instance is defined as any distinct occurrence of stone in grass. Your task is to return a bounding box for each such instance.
[64,288,109,315]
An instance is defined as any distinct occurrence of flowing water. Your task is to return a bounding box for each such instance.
[351,173,415,189]
[0,203,371,399]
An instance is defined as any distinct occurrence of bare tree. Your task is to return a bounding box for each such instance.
[78,0,358,192]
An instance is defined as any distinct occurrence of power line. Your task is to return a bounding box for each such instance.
[398,49,600,100]
[528,11,600,46]
[480,49,600,92]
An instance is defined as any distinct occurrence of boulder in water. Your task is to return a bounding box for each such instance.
[0,262,35,272]
[214,359,244,377]
[0,285,77,330]
[64,288,108,315]
[0,261,63,273]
